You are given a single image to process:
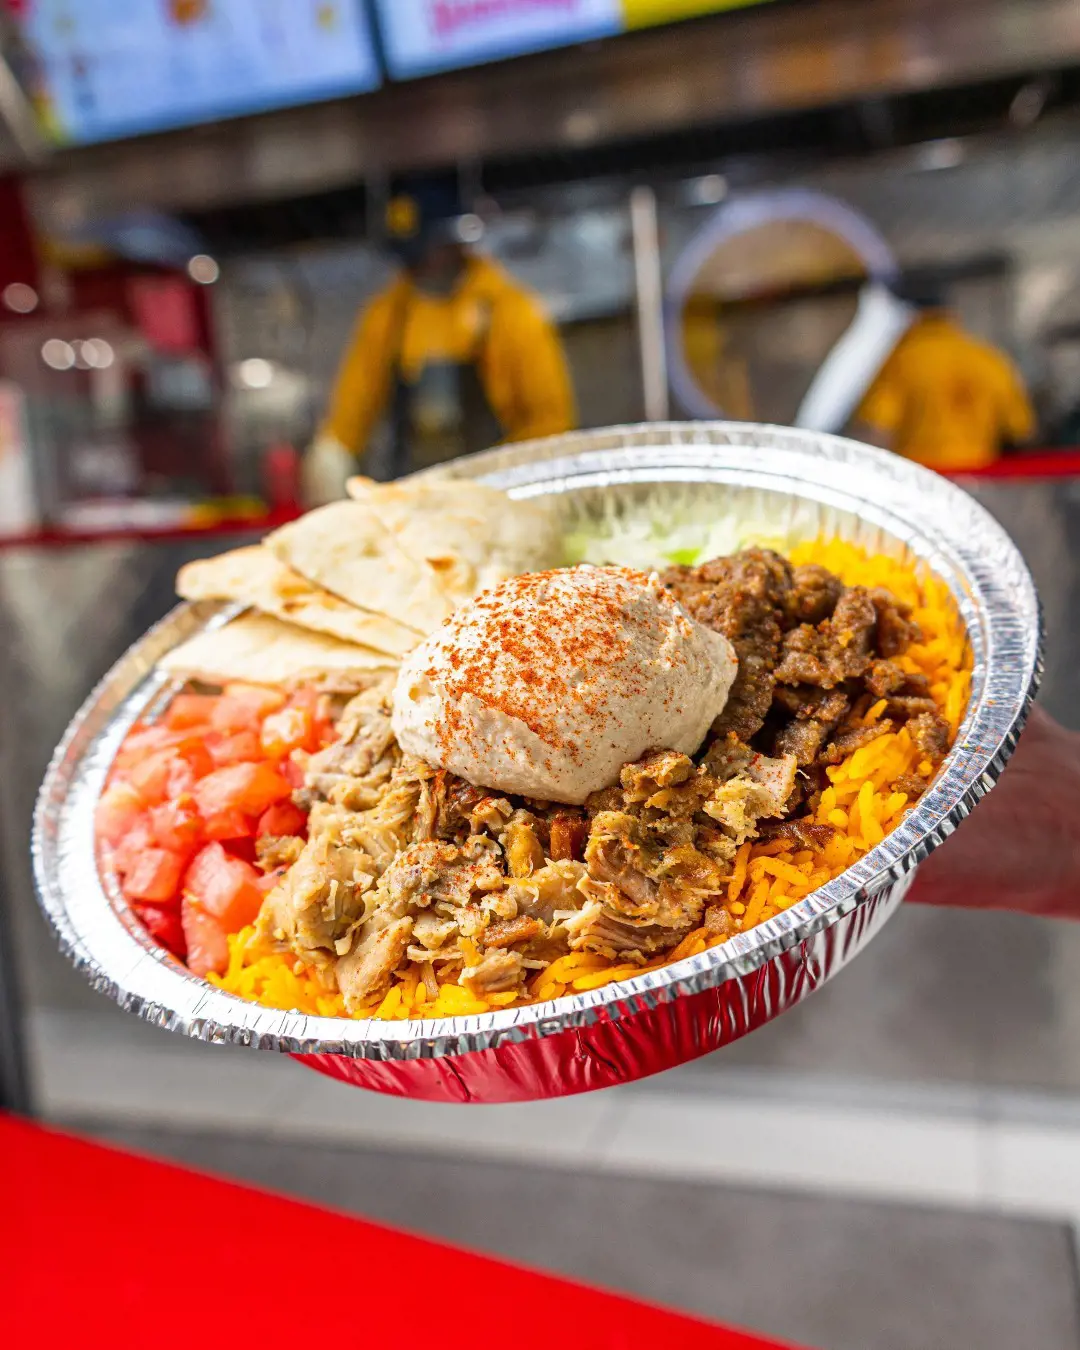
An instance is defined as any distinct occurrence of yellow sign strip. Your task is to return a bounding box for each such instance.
[622,0,775,30]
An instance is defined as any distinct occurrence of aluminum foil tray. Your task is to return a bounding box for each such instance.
[33,424,1042,1102]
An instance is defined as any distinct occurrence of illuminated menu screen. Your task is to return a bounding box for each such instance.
[13,0,381,144]
[374,0,776,79]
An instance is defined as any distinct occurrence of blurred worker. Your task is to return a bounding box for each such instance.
[681,297,755,419]
[854,275,1035,472]
[304,180,575,501]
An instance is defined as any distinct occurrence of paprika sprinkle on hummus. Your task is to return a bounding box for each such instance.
[392,565,738,804]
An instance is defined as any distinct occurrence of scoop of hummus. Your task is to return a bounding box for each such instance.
[391,565,738,804]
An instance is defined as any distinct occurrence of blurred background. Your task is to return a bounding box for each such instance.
[3,3,1080,1348]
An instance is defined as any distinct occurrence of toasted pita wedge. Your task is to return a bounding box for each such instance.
[265,501,452,635]
[159,613,396,687]
[344,478,560,607]
[176,546,418,658]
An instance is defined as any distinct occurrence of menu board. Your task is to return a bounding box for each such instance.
[375,0,776,79]
[374,1,623,79]
[12,1,381,144]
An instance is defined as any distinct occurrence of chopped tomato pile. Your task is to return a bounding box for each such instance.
[95,683,332,977]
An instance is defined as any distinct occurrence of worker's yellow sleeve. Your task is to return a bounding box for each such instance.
[1000,359,1036,445]
[320,282,406,457]
[682,303,754,419]
[855,362,904,439]
[487,290,576,443]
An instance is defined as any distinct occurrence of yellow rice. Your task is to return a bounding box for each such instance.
[208,539,972,1021]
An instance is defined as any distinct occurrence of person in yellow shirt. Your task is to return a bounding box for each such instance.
[304,180,575,500]
[854,278,1035,472]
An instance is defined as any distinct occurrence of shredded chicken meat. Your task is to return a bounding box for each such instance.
[249,549,954,1009]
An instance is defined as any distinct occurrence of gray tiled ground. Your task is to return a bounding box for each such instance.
[79,1121,1080,1350]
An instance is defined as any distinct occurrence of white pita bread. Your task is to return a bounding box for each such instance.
[159,613,396,687]
[345,478,560,607]
[175,546,418,658]
[265,501,453,635]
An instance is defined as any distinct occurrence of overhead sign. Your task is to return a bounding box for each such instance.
[375,0,623,79]
[374,0,778,78]
[622,0,775,28]
[13,0,381,144]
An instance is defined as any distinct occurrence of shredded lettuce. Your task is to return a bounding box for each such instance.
[561,485,795,570]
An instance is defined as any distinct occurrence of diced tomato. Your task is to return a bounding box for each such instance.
[112,725,192,771]
[95,781,147,847]
[115,724,223,770]
[149,797,204,855]
[130,740,214,805]
[194,761,291,819]
[224,682,289,711]
[256,800,307,839]
[292,696,334,750]
[286,690,336,747]
[181,740,214,777]
[111,819,156,875]
[256,867,287,894]
[126,750,176,806]
[260,706,318,759]
[284,687,321,714]
[203,808,255,842]
[164,694,218,731]
[209,730,262,767]
[208,699,260,736]
[134,903,187,961]
[164,742,215,798]
[228,836,259,865]
[163,757,196,798]
[122,847,186,903]
[101,683,309,973]
[181,897,229,978]
[210,684,286,733]
[183,842,264,932]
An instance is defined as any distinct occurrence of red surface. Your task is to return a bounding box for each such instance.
[0,450,1074,553]
[0,1113,798,1350]
[942,449,1080,479]
[0,505,301,550]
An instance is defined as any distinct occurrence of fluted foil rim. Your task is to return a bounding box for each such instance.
[32,423,1042,1059]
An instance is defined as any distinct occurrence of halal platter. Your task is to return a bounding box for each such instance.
[34,424,1040,1103]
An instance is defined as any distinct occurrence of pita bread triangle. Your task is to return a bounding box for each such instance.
[176,546,418,658]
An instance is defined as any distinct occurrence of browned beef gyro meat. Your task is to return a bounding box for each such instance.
[242,549,957,1013]
[663,548,793,742]
[663,550,953,812]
